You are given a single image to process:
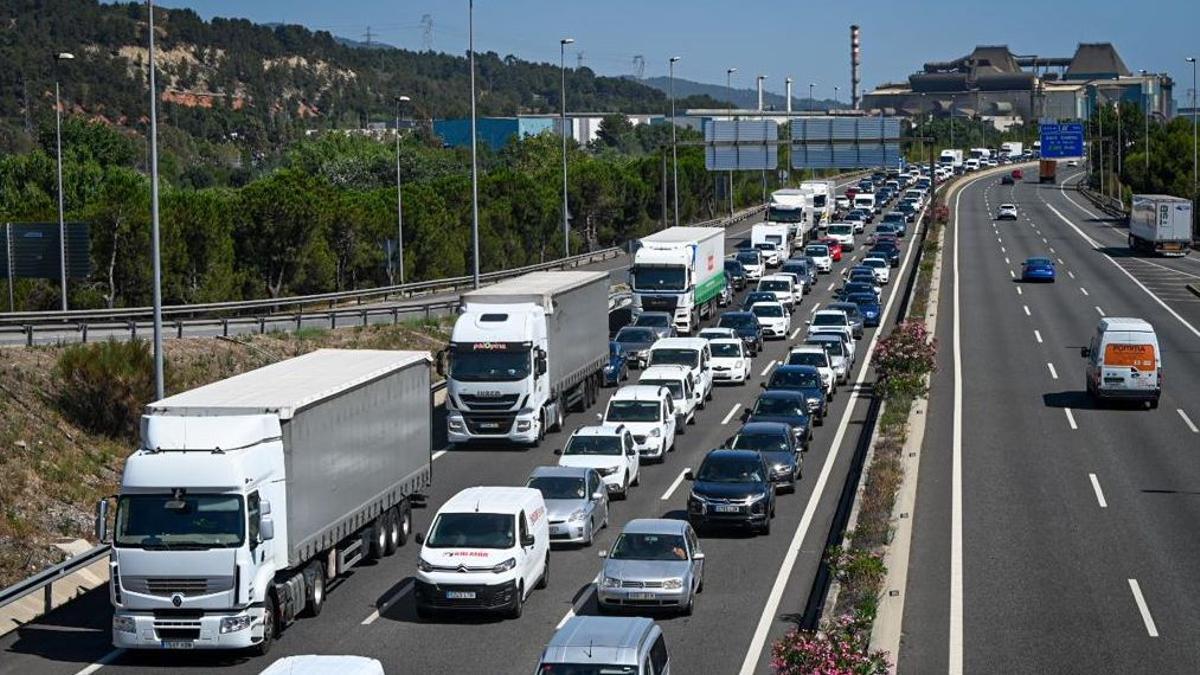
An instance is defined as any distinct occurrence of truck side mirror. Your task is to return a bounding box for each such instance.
[95,499,110,544]
[435,349,447,377]
[535,351,548,377]
[260,499,271,516]
[260,516,275,542]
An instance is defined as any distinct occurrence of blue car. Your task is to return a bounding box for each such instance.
[604,341,629,386]
[686,449,776,535]
[848,292,883,327]
[742,390,815,446]
[1021,257,1056,283]
[761,365,828,422]
[717,310,765,355]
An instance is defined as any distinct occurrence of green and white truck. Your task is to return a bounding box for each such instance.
[631,226,726,335]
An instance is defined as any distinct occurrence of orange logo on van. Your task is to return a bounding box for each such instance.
[1104,343,1156,370]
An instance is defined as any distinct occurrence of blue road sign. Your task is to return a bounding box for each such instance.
[1040,122,1084,159]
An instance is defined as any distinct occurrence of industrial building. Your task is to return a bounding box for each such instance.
[433,113,665,150]
[862,43,1173,127]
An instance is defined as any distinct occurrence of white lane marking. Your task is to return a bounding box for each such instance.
[721,403,742,425]
[1094,306,1105,316]
[827,281,836,291]
[1016,286,1023,296]
[1047,363,1058,379]
[759,360,777,377]
[1057,258,1065,264]
[1128,579,1160,637]
[661,468,691,501]
[1009,269,1015,279]
[1023,305,1031,316]
[1000,245,1006,253]
[1034,330,1043,343]
[1178,409,1199,434]
[75,650,125,675]
[1041,236,1048,243]
[1005,257,1011,265]
[790,326,803,340]
[810,302,821,314]
[432,449,448,461]
[362,580,415,625]
[1065,408,1078,430]
[1049,247,1056,253]
[1089,473,1108,508]
[556,574,601,630]
[739,192,932,675]
[1080,287,1089,296]
[1067,270,1075,279]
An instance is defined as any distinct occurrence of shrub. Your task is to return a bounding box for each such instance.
[54,339,159,439]
[771,613,890,675]
[872,321,937,399]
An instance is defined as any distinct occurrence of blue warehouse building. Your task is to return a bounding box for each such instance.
[433,116,557,150]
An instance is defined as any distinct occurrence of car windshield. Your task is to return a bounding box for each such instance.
[752,304,783,318]
[538,666,636,675]
[606,400,661,422]
[616,327,656,344]
[724,261,744,274]
[632,266,687,291]
[806,246,829,257]
[634,314,671,328]
[1026,258,1053,266]
[767,207,806,223]
[787,352,827,368]
[809,339,845,357]
[863,259,886,268]
[829,305,860,318]
[736,252,761,265]
[814,314,846,326]
[770,370,822,388]
[754,243,778,252]
[719,314,756,329]
[828,225,853,236]
[849,293,878,306]
[641,378,684,399]
[754,397,806,416]
[425,512,514,549]
[114,494,244,549]
[781,264,807,276]
[450,347,531,382]
[697,456,764,483]
[760,280,790,291]
[528,476,588,501]
[732,432,791,453]
[610,532,688,561]
[711,342,742,357]
[564,435,623,456]
[648,348,698,369]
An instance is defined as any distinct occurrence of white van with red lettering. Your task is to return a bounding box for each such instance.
[1081,317,1162,408]
[414,487,550,619]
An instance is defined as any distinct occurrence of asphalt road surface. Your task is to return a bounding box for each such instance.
[898,168,1200,674]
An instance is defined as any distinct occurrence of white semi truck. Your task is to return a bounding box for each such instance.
[443,270,609,446]
[631,226,726,335]
[1129,195,1193,256]
[798,180,836,233]
[766,189,812,242]
[1000,141,1023,159]
[98,349,432,654]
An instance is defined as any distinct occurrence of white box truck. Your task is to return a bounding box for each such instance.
[98,349,432,654]
[799,180,836,233]
[1000,142,1023,159]
[443,270,609,446]
[631,227,726,335]
[751,222,790,263]
[939,149,964,170]
[766,189,812,242]
[1129,195,1193,256]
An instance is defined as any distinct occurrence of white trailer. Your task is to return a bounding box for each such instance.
[767,189,812,241]
[1129,194,1193,256]
[632,227,726,335]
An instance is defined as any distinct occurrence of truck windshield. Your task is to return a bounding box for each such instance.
[426,512,514,549]
[115,494,244,549]
[450,348,530,382]
[648,349,698,369]
[767,207,805,223]
[605,400,661,422]
[632,266,686,292]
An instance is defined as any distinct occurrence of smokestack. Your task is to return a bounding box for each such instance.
[851,24,861,110]
[756,75,766,112]
[785,78,793,115]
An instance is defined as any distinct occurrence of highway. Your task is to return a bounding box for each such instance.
[898,168,1200,673]
[0,178,919,675]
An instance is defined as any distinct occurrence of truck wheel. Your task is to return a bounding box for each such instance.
[253,593,277,656]
[554,397,565,431]
[304,562,326,618]
[368,514,387,560]
[384,507,404,555]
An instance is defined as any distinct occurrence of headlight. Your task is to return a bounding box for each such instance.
[492,557,517,574]
[568,509,588,523]
[417,558,435,573]
[598,466,619,476]
[220,615,253,634]
[603,576,623,589]
[516,420,532,432]
[113,616,136,634]
[744,492,768,504]
[649,428,662,437]
[663,578,684,590]
[448,420,464,431]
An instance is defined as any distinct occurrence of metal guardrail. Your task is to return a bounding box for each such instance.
[0,544,109,615]
[1078,185,1128,218]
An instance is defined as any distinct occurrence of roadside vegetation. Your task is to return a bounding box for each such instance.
[0,320,449,586]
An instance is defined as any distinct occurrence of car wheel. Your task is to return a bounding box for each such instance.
[631,469,640,487]
[682,592,695,616]
[507,583,525,619]
[583,520,594,547]
[758,517,771,536]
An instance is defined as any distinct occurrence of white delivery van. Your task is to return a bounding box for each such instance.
[1081,317,1162,408]
[414,487,550,619]
[853,193,877,215]
[639,365,699,429]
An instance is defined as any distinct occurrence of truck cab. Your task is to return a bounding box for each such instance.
[631,227,726,335]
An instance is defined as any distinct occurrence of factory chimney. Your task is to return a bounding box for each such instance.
[851,25,861,110]
[785,77,793,115]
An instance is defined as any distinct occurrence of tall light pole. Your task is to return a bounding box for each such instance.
[394,95,410,285]
[726,67,737,218]
[560,37,574,257]
[808,82,815,112]
[1140,70,1149,186]
[469,0,480,288]
[834,85,839,107]
[1188,57,1198,193]
[669,56,681,228]
[53,52,74,312]
[147,0,164,400]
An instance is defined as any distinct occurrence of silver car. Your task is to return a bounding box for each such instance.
[597,519,704,615]
[527,466,610,547]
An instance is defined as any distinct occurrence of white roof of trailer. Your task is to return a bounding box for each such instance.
[148,349,430,420]
[639,227,724,244]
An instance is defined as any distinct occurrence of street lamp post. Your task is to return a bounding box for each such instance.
[808,83,815,112]
[394,95,410,285]
[53,52,74,312]
[147,0,164,400]
[1188,57,1198,193]
[560,37,574,257]
[669,56,681,228]
[834,85,839,107]
[469,0,480,288]
[1140,70,1149,185]
[726,67,737,218]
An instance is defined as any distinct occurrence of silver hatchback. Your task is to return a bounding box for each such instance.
[597,519,704,615]
[527,466,610,547]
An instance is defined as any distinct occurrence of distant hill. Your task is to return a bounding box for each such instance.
[637,76,843,112]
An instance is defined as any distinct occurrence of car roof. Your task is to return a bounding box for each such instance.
[621,518,689,535]
[751,301,784,309]
[774,364,820,375]
[571,424,626,438]
[1025,257,1053,264]
[440,486,542,515]
[1098,317,1155,333]
[530,465,593,479]
[703,448,763,462]
[636,311,673,318]
[827,302,859,312]
[761,274,794,282]
[848,292,879,303]
[610,384,670,401]
[542,616,656,665]
[789,345,827,355]
[720,310,756,319]
[758,389,807,400]
[739,421,793,434]
[814,309,848,317]
[640,365,691,379]
[862,257,887,264]
[651,337,708,349]
[709,338,744,347]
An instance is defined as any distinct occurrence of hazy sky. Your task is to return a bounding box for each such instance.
[155,0,1200,98]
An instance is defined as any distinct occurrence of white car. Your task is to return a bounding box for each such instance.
[646,337,714,406]
[804,244,833,273]
[750,301,792,339]
[639,365,699,430]
[758,275,797,311]
[807,309,854,343]
[736,251,765,281]
[1067,159,1080,167]
[861,257,890,284]
[600,385,677,462]
[826,224,856,251]
[708,338,751,385]
[835,196,851,211]
[785,345,836,399]
[996,203,1019,220]
[557,425,641,498]
[755,243,782,267]
[844,213,867,234]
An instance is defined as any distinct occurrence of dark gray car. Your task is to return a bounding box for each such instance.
[632,312,677,341]
[614,326,659,368]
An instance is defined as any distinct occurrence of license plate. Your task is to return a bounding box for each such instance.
[479,422,499,429]
[628,592,653,600]
[446,590,476,599]
[161,641,194,650]
[714,505,741,513]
